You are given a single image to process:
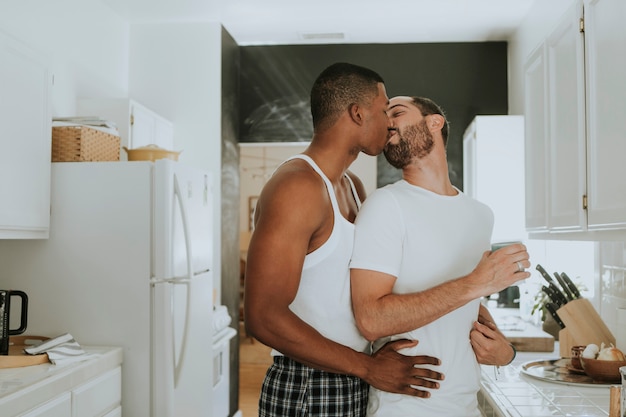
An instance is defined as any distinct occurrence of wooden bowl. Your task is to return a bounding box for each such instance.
[580,357,626,383]
[123,145,181,162]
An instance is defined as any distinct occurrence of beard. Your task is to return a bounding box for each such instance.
[384,120,435,169]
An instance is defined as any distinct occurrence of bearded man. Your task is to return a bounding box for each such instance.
[349,96,531,417]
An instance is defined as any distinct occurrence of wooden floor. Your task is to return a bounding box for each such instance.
[239,329,273,417]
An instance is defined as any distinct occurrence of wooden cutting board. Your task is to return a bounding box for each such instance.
[504,326,555,352]
[0,335,50,369]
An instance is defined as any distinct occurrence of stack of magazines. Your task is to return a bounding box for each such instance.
[52,116,119,137]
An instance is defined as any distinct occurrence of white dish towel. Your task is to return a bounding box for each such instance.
[24,333,96,366]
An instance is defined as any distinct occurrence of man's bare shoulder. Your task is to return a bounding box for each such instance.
[265,158,326,195]
[255,157,329,221]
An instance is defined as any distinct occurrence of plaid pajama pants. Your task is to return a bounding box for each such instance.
[259,356,369,417]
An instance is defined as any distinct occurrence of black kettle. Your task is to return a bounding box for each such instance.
[0,290,28,355]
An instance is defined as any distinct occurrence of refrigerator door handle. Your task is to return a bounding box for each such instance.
[150,269,210,285]
[170,173,193,387]
[150,276,191,285]
[174,172,194,281]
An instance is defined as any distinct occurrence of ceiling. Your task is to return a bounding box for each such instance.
[101,0,536,45]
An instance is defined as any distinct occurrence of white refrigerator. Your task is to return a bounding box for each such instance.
[0,160,214,417]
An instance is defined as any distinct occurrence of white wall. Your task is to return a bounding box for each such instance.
[129,22,222,168]
[0,0,130,116]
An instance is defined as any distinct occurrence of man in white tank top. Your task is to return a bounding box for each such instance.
[350,96,531,416]
[244,65,444,417]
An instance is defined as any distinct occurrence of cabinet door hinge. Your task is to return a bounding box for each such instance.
[582,194,588,210]
[130,114,134,126]
[579,17,585,33]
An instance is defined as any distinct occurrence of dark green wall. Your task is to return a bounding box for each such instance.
[239,42,508,189]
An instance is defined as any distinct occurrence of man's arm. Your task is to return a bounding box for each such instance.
[470,304,516,366]
[351,244,530,341]
[244,165,443,397]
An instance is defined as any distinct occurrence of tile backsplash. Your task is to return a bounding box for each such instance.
[598,241,626,352]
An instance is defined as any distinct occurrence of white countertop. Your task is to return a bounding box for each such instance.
[479,344,613,417]
[0,346,123,416]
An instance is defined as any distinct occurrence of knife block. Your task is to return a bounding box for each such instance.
[556,298,615,357]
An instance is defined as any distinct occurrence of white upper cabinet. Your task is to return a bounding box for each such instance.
[129,102,174,150]
[584,0,626,230]
[0,32,52,239]
[545,0,587,232]
[523,44,549,232]
[524,0,626,237]
[77,99,174,160]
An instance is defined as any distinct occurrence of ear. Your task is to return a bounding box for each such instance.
[348,103,364,126]
[426,114,445,132]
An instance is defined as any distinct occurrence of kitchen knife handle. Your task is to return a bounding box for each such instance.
[542,285,561,307]
[537,264,569,304]
[549,282,569,306]
[545,302,566,329]
[536,264,555,285]
[553,272,575,301]
[561,272,582,299]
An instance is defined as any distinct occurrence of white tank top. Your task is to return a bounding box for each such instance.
[272,154,369,356]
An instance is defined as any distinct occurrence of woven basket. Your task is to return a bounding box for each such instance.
[52,126,120,162]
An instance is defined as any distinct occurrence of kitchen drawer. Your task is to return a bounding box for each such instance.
[72,367,121,417]
[20,393,71,417]
[102,406,122,417]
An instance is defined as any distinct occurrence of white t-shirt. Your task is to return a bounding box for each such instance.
[350,179,494,417]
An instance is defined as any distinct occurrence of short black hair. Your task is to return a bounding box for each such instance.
[310,62,385,132]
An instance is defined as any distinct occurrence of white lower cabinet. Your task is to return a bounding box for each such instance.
[102,407,122,417]
[72,367,122,417]
[20,393,71,417]
[18,367,121,417]
[0,348,123,417]
[213,327,237,417]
